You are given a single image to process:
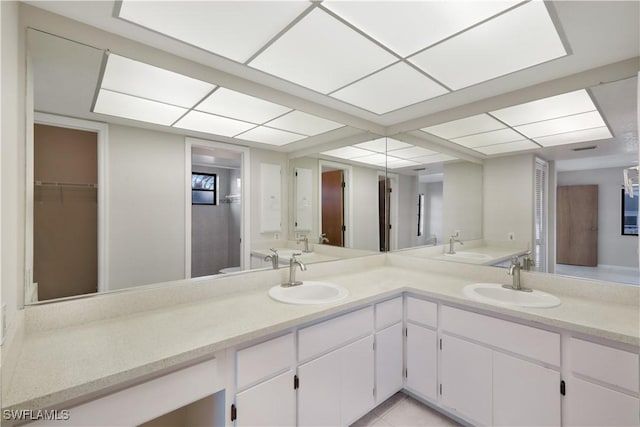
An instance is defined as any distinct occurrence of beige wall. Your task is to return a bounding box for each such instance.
[483,154,534,248]
[443,162,483,241]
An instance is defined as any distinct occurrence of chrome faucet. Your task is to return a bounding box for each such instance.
[522,251,536,271]
[446,232,463,254]
[318,233,330,244]
[503,256,532,292]
[263,248,279,270]
[297,235,311,253]
[283,253,306,287]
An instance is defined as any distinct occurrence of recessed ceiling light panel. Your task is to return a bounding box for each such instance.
[93,89,187,126]
[265,110,344,136]
[409,1,566,90]
[196,88,291,124]
[323,1,519,57]
[412,153,457,164]
[514,111,606,138]
[422,114,505,139]
[534,127,612,147]
[491,90,597,125]
[388,146,438,159]
[355,138,412,153]
[322,146,373,159]
[101,54,215,107]
[118,1,310,63]
[451,128,525,148]
[474,140,539,155]
[236,126,305,146]
[174,110,256,137]
[331,62,448,114]
[352,153,387,165]
[249,8,396,93]
[386,158,421,169]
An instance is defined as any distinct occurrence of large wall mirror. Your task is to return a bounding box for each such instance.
[21,0,639,307]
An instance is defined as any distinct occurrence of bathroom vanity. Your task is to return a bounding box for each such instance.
[3,254,638,426]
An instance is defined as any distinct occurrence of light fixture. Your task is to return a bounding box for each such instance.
[422,114,505,140]
[533,127,612,147]
[331,62,448,114]
[387,146,438,159]
[196,88,291,124]
[409,1,566,90]
[355,138,411,153]
[265,111,343,136]
[174,111,256,137]
[99,53,215,108]
[235,126,305,146]
[473,140,539,155]
[93,89,187,126]
[514,111,606,139]
[249,8,396,94]
[451,128,525,148]
[491,90,597,125]
[322,146,373,159]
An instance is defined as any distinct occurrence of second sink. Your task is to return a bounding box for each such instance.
[269,281,348,305]
[463,283,561,308]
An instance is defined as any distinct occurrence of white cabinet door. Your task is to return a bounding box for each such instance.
[376,323,404,404]
[341,335,375,426]
[441,334,492,426]
[493,351,560,426]
[298,349,342,427]
[405,323,437,401]
[235,371,295,427]
[566,376,640,427]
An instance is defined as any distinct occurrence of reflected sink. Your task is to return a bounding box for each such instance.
[269,281,348,305]
[275,249,313,259]
[463,283,561,308]
[444,251,492,261]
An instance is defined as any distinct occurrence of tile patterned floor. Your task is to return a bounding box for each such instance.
[351,393,461,427]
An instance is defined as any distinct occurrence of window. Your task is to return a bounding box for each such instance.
[192,172,216,205]
[417,193,425,237]
[534,158,547,272]
[622,187,638,236]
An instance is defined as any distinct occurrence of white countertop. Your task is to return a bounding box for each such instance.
[3,254,639,413]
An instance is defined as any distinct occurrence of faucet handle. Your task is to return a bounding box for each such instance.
[269,248,278,254]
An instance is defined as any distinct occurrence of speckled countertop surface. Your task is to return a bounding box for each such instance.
[4,257,639,412]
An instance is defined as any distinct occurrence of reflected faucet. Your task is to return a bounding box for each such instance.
[264,248,279,270]
[503,256,532,292]
[297,235,311,253]
[446,232,463,254]
[283,253,306,287]
[318,233,330,244]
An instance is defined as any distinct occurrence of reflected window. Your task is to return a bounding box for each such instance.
[622,187,638,236]
[417,194,425,237]
[192,172,217,205]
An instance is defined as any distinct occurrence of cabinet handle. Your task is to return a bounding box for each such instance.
[230,404,237,422]
[560,380,566,396]
[294,374,300,390]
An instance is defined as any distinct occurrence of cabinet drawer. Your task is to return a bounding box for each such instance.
[441,306,560,366]
[237,333,294,390]
[569,338,639,393]
[299,306,373,362]
[375,297,402,330]
[406,296,437,328]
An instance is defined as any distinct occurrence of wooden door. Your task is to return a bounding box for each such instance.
[34,124,98,301]
[557,185,598,266]
[321,170,344,247]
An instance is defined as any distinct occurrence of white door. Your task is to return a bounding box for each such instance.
[440,334,492,426]
[235,371,296,427]
[298,349,341,427]
[375,323,404,403]
[405,323,438,401]
[493,351,560,426]
[565,376,640,426]
[341,335,375,425]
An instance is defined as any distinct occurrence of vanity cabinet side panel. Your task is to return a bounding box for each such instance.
[493,351,560,426]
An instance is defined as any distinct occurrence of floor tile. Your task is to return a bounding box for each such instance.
[372,392,407,417]
[380,396,461,427]
[351,410,393,427]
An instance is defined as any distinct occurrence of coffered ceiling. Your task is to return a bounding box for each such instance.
[25,0,639,171]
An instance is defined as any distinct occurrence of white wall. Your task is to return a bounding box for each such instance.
[417,181,443,245]
[108,125,186,290]
[558,167,639,268]
[351,166,380,251]
[443,162,483,241]
[289,156,320,240]
[483,154,534,248]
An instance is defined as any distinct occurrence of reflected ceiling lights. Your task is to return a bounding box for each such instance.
[117,0,567,115]
[92,54,344,146]
[422,89,612,155]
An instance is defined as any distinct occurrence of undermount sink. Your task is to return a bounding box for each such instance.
[269,281,348,305]
[463,283,561,308]
[444,251,492,261]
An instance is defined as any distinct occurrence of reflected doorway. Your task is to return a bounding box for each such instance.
[190,146,243,277]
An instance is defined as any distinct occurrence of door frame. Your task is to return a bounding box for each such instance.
[184,137,250,277]
[318,160,353,248]
[28,113,108,299]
